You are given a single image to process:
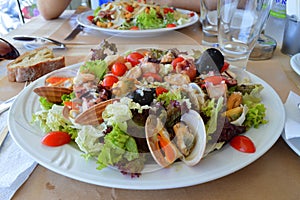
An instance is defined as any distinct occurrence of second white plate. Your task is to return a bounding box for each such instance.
[77,10,199,37]
[290,53,300,76]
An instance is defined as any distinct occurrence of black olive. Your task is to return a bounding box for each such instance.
[196,48,224,74]
[132,88,156,106]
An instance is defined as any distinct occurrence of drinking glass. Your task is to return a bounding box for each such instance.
[218,0,272,70]
[200,0,219,46]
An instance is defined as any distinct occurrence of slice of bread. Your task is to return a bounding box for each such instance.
[7,47,65,82]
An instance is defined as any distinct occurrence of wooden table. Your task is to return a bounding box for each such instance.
[1,10,300,200]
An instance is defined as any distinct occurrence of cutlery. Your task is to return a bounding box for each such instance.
[64,24,84,41]
[13,36,66,50]
[0,126,8,147]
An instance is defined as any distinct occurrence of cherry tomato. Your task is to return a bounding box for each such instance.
[166,23,176,28]
[189,12,195,17]
[143,72,163,82]
[111,62,127,76]
[156,86,169,96]
[126,5,134,12]
[126,52,144,66]
[87,15,94,22]
[130,26,139,30]
[171,57,184,69]
[230,135,256,153]
[102,75,119,87]
[163,8,174,14]
[42,131,71,147]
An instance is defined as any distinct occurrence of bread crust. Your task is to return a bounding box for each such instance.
[6,47,65,82]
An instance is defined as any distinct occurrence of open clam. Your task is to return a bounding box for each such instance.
[74,99,117,125]
[33,86,73,104]
[145,110,207,168]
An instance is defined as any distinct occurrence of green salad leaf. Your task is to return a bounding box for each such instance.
[136,7,163,29]
[96,124,139,170]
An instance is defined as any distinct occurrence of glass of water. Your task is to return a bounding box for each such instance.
[218,0,273,70]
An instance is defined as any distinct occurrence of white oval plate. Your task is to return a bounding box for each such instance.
[77,9,199,37]
[290,53,300,76]
[8,64,285,190]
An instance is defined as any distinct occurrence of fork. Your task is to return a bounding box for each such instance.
[0,81,30,147]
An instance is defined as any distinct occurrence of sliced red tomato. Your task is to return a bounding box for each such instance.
[230,135,256,153]
[130,26,139,30]
[156,86,169,96]
[102,75,119,87]
[126,5,134,12]
[171,57,184,69]
[166,23,176,28]
[41,131,71,147]
[87,15,94,22]
[111,62,127,76]
[143,72,162,82]
[163,8,174,14]
[126,52,144,66]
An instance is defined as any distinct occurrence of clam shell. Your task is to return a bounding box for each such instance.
[74,99,116,125]
[145,115,181,168]
[180,110,206,166]
[33,86,72,104]
[145,110,206,168]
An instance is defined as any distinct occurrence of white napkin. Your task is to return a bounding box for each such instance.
[284,91,300,139]
[0,111,37,200]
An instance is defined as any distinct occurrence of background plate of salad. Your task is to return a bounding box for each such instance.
[8,60,285,190]
[77,6,198,38]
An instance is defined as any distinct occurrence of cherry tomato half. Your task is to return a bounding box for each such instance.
[166,23,176,28]
[130,26,139,30]
[102,75,119,87]
[163,8,174,14]
[230,135,256,153]
[87,15,94,22]
[111,62,127,76]
[126,52,144,66]
[41,131,71,147]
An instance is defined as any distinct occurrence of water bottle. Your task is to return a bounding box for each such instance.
[264,0,287,45]
[90,0,111,9]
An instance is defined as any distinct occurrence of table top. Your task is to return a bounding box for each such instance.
[1,9,300,200]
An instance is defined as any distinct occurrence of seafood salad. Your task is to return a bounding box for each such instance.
[87,0,196,30]
[32,40,267,177]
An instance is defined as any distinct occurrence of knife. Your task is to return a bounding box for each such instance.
[64,24,84,41]
[13,36,66,50]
